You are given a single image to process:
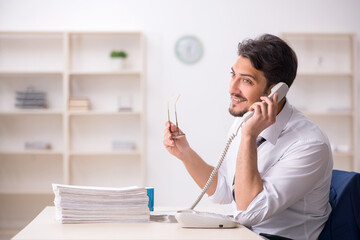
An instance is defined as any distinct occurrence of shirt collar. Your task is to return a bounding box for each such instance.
[259,99,293,145]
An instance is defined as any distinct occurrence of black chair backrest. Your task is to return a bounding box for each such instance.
[318,170,360,240]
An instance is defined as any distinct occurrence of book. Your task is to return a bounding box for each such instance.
[68,106,90,111]
[68,98,91,111]
[15,88,47,109]
[68,98,90,107]
[52,184,150,224]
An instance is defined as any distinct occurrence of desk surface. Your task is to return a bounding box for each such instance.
[12,207,262,240]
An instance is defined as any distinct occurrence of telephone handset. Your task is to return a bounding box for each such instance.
[175,82,289,228]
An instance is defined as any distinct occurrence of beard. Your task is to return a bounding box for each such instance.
[228,87,269,117]
[228,94,248,117]
[228,104,248,117]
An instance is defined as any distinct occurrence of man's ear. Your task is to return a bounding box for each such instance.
[265,84,276,96]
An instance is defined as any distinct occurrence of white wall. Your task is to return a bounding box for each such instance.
[1,0,359,208]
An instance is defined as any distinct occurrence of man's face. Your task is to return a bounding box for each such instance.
[229,56,269,117]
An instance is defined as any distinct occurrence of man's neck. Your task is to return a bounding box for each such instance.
[277,98,286,115]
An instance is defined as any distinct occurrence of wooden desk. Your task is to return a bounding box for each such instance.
[12,207,262,240]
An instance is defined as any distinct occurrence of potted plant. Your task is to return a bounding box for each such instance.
[110,50,128,70]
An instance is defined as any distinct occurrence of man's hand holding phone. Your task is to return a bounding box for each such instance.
[241,93,279,138]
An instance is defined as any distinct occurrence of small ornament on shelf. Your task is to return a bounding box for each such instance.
[110,50,128,70]
[15,86,47,109]
[68,98,91,111]
[118,95,133,111]
[25,141,52,150]
[112,140,136,151]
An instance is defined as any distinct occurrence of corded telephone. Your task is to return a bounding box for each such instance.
[175,82,289,228]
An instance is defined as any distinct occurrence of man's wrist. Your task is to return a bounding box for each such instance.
[179,147,195,163]
[241,133,258,143]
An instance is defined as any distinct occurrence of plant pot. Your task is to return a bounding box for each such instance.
[111,58,125,70]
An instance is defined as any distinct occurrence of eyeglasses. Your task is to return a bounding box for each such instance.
[167,94,185,139]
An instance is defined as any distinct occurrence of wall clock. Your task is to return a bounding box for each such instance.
[175,35,203,64]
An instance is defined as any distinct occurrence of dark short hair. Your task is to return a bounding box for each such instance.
[238,34,298,90]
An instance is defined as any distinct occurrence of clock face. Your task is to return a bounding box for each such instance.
[175,36,203,64]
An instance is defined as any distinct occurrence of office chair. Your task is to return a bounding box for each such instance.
[318,169,360,240]
[261,170,360,240]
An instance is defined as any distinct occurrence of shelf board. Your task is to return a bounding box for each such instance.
[69,31,142,35]
[70,150,141,157]
[297,72,353,78]
[0,70,63,76]
[69,70,142,76]
[302,111,353,117]
[0,150,63,155]
[333,152,353,158]
[282,32,355,39]
[0,110,63,116]
[0,31,63,35]
[0,189,53,195]
[69,110,141,116]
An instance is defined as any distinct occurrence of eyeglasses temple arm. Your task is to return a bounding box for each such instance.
[174,95,181,131]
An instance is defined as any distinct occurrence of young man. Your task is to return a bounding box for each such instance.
[163,34,333,239]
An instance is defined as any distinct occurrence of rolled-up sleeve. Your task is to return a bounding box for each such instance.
[208,167,234,204]
[234,140,331,226]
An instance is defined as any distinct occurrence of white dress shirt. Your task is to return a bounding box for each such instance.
[209,100,333,240]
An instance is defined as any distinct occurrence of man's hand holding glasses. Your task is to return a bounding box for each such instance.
[167,94,185,140]
[163,95,191,161]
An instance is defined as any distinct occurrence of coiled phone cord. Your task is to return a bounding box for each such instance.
[189,130,239,210]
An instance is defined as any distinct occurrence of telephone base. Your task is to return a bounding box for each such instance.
[175,210,238,229]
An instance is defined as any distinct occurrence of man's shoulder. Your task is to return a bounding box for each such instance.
[275,106,333,168]
[284,106,330,144]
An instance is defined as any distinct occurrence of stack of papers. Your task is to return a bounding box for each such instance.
[150,211,177,223]
[52,184,150,224]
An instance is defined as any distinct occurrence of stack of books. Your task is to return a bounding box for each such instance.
[15,87,47,109]
[68,98,90,111]
[52,184,150,224]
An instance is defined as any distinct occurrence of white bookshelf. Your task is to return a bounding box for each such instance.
[0,31,145,238]
[282,33,358,171]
